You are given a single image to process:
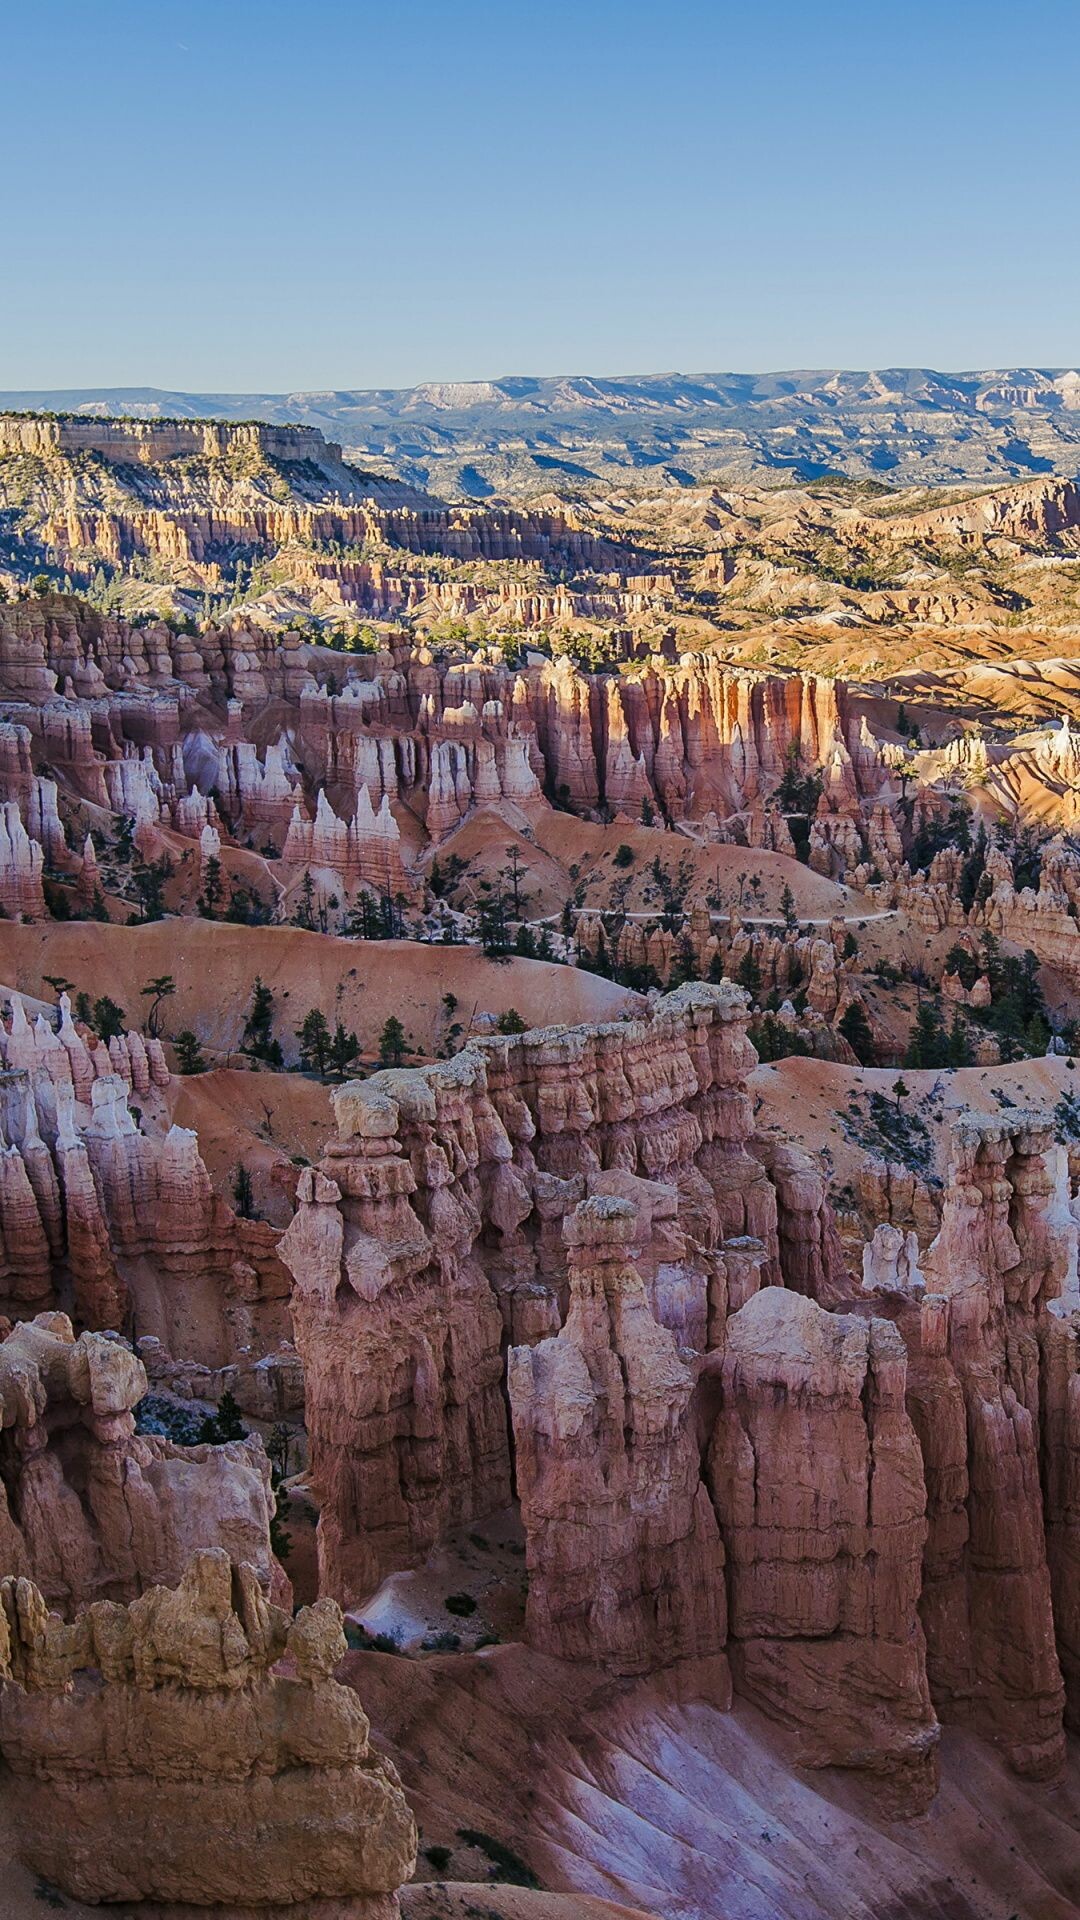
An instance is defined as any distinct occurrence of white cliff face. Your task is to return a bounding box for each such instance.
[0,802,45,917]
[282,782,407,891]
[863,1222,925,1296]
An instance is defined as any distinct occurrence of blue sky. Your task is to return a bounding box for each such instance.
[2,0,1077,390]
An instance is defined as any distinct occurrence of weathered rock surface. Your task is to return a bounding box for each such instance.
[279,983,842,1604]
[903,1112,1077,1778]
[0,1315,278,1613]
[0,1547,416,1911]
[278,1059,515,1601]
[0,1013,294,1380]
[509,1194,728,1680]
[706,1287,939,1808]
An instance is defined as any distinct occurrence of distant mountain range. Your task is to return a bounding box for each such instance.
[4,368,1080,497]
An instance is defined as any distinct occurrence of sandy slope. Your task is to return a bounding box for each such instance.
[750,1052,1077,1193]
[165,1067,334,1223]
[424,807,861,926]
[400,1891,653,1919]
[0,922,638,1063]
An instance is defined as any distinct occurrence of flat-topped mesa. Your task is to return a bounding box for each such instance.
[706,1286,939,1811]
[894,1111,1078,1777]
[280,982,844,1604]
[509,1194,729,1681]
[0,411,344,466]
[0,1317,278,1614]
[0,1548,416,1915]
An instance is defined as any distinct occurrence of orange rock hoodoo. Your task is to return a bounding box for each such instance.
[0,597,890,924]
[278,983,1080,1814]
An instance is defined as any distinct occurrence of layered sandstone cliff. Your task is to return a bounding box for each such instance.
[279,983,841,1604]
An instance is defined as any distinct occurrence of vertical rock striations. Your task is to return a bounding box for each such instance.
[907,1113,1073,1777]
[280,984,844,1605]
[278,1058,515,1601]
[509,1193,728,1681]
[706,1287,938,1808]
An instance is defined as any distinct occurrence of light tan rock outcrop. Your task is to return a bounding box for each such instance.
[0,1547,416,1912]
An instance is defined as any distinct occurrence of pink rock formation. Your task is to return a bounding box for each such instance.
[278,1062,515,1601]
[0,1035,293,1377]
[0,1316,278,1612]
[904,1113,1073,1777]
[706,1286,939,1809]
[283,784,408,893]
[509,1193,729,1680]
[0,802,45,917]
[0,1548,416,1912]
[280,984,842,1605]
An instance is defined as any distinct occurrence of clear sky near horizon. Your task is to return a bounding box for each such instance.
[3,0,1078,392]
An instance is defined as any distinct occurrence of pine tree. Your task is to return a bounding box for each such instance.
[905,1000,949,1069]
[131,853,170,923]
[838,1000,876,1065]
[240,978,283,1068]
[378,1015,406,1067]
[946,1015,973,1068]
[232,1165,256,1219]
[780,883,797,932]
[477,881,512,958]
[958,826,988,913]
[328,1021,360,1080]
[504,844,525,917]
[197,855,223,919]
[735,948,762,998]
[140,974,176,1037]
[296,1008,331,1074]
[92,996,126,1041]
[292,870,316,931]
[174,1029,206,1074]
[198,1389,247,1444]
[495,1007,527,1034]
